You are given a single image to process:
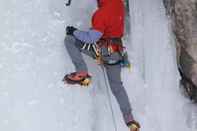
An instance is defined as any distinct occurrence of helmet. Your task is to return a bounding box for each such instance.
[97,0,101,7]
[96,0,106,8]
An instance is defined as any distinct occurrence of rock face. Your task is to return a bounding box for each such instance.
[163,0,197,102]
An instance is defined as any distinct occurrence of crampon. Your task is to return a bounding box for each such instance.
[63,71,91,86]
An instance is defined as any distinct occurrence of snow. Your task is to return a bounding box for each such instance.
[0,0,196,131]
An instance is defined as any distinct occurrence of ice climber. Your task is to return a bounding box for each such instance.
[63,0,141,131]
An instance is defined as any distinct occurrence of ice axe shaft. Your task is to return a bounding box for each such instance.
[65,0,72,6]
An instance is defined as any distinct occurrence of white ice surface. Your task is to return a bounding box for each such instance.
[0,0,196,131]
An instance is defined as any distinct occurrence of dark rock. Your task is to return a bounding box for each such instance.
[163,0,197,102]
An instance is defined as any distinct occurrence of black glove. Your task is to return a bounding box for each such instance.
[66,26,77,36]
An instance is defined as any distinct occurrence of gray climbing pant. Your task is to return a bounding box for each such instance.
[64,35,134,125]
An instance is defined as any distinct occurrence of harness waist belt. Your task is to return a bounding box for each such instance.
[97,38,123,53]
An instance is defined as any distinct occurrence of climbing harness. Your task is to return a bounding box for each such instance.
[97,38,131,68]
[80,38,131,69]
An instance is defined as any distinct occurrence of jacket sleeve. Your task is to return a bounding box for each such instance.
[73,29,103,43]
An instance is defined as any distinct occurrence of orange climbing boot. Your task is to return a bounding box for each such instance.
[127,120,140,131]
[63,71,91,86]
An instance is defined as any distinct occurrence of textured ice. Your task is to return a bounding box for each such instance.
[0,0,196,131]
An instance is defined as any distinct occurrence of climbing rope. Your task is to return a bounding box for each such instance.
[101,65,118,131]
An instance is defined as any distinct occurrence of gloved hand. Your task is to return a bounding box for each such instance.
[66,26,77,36]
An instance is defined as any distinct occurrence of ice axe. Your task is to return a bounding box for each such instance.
[65,0,72,6]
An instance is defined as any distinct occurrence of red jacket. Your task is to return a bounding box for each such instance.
[92,0,125,39]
